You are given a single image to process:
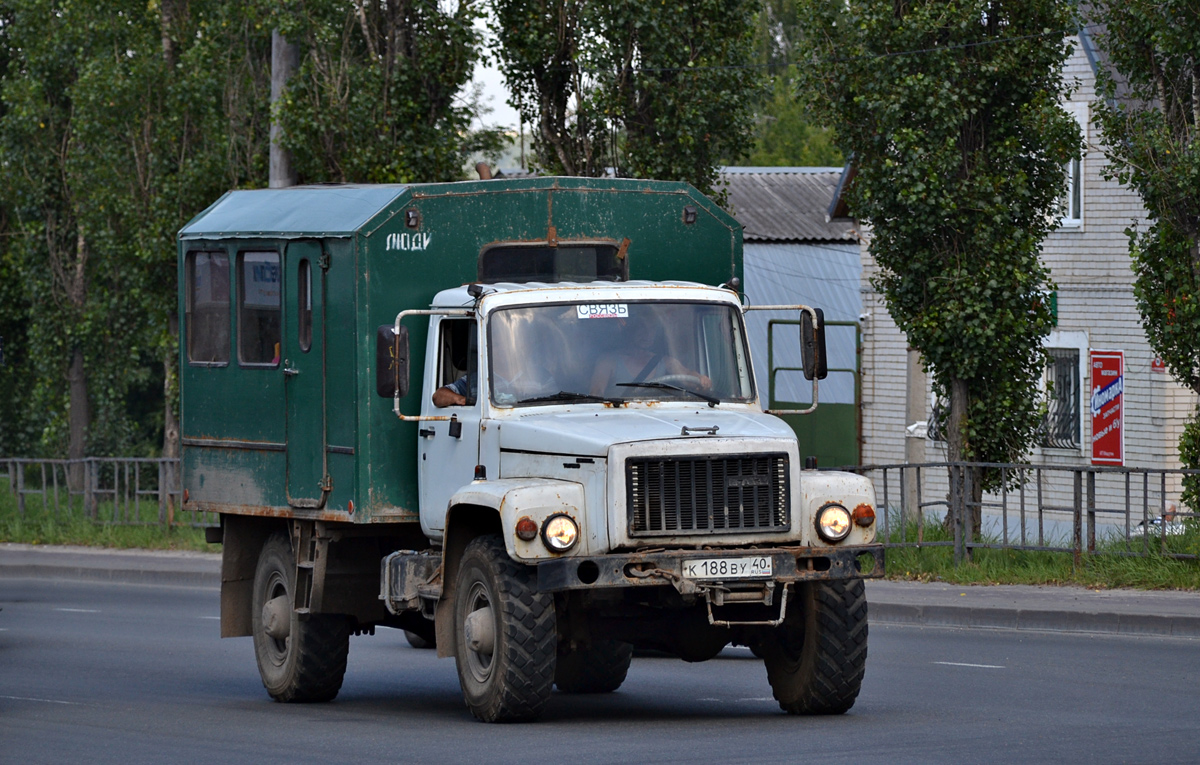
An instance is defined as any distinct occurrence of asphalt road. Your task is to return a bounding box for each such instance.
[2,578,1198,765]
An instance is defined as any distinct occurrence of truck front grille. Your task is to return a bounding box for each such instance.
[626,453,790,536]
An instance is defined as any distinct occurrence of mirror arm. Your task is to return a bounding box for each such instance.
[744,304,821,415]
[392,308,473,422]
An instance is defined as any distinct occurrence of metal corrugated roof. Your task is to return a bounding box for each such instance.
[179,185,409,238]
[721,168,857,243]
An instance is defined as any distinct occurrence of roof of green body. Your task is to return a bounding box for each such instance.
[178,177,736,240]
[178,185,409,239]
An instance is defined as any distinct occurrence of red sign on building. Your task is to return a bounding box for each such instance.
[1090,350,1124,465]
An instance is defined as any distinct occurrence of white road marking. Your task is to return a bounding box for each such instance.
[735,697,775,702]
[0,695,80,706]
[54,608,100,613]
[199,616,220,620]
[934,661,1005,669]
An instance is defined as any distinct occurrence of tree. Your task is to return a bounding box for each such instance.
[493,0,608,176]
[274,0,494,184]
[737,1,842,167]
[492,0,763,200]
[1090,1,1200,511]
[0,0,501,463]
[0,0,273,463]
[740,66,842,167]
[793,0,1080,537]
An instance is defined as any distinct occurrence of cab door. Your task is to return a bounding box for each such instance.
[419,316,481,534]
[283,241,329,508]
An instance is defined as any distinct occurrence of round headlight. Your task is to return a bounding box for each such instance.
[815,503,852,543]
[541,514,579,552]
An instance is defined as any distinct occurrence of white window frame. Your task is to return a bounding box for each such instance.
[1060,101,1088,228]
[1039,330,1088,453]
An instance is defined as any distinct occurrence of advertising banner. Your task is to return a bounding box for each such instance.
[1090,350,1124,465]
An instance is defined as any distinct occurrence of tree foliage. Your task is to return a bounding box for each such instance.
[1091,0,1200,506]
[792,1,1080,481]
[741,66,842,167]
[737,2,841,168]
[0,0,273,459]
[0,0,494,459]
[275,0,496,184]
[492,0,762,199]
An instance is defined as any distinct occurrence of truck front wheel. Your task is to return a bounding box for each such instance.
[453,535,556,722]
[251,532,350,703]
[761,578,868,715]
[554,641,633,693]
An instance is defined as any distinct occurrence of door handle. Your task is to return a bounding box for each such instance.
[283,367,299,377]
[419,428,435,438]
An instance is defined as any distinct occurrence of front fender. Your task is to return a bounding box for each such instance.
[449,479,586,561]
[801,470,878,547]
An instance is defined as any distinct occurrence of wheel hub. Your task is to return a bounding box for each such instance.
[262,595,292,640]
[464,606,496,656]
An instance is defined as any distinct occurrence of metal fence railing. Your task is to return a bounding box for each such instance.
[851,461,1199,565]
[0,457,213,528]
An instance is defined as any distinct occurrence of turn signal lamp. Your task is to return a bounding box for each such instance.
[853,503,876,527]
[541,514,579,552]
[515,517,539,541]
[815,503,852,543]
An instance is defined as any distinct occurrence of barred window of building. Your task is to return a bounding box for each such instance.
[1042,347,1081,449]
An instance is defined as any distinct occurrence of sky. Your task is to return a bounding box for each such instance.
[472,54,519,132]
[470,14,519,133]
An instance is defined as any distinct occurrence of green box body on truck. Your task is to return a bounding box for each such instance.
[178,177,883,722]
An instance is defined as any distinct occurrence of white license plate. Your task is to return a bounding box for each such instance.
[682,556,773,580]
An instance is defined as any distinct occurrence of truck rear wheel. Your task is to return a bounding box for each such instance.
[761,579,868,715]
[251,532,350,703]
[554,641,633,693]
[453,535,556,722]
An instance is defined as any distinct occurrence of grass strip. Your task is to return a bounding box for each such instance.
[884,514,1200,590]
[0,483,210,552]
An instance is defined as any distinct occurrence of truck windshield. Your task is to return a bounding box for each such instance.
[488,301,754,407]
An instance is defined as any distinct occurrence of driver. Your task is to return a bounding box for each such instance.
[589,318,711,398]
[433,321,560,407]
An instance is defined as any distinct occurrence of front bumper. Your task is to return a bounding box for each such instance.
[537,543,884,593]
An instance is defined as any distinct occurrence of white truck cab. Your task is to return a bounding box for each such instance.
[382,280,882,721]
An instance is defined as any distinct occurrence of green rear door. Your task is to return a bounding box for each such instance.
[284,241,329,507]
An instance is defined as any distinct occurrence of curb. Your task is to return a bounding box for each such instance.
[0,563,219,588]
[870,601,1200,639]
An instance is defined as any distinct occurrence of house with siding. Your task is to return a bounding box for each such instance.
[834,29,1197,528]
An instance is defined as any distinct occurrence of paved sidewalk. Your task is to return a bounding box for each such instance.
[867,579,1200,639]
[3,542,1199,638]
[0,542,220,588]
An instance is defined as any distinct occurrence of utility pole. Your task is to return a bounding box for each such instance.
[904,346,926,527]
[270,30,299,189]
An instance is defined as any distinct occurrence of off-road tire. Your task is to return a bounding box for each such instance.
[762,578,868,715]
[554,641,633,693]
[453,535,556,722]
[251,532,350,703]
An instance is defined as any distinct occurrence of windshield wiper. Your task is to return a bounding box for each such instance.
[516,390,623,405]
[615,381,720,407]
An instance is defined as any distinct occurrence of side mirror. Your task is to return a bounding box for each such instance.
[800,308,828,381]
[376,324,410,398]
